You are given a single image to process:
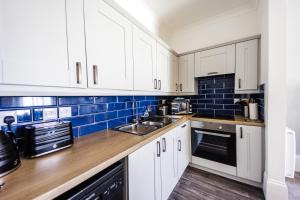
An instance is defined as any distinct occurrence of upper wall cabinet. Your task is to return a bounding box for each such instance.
[235,39,258,92]
[133,26,157,92]
[0,0,86,88]
[178,54,195,93]
[195,44,235,77]
[156,43,169,92]
[169,54,179,93]
[84,0,133,90]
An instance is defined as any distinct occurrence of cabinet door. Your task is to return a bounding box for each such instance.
[236,125,262,182]
[235,39,258,91]
[84,0,133,90]
[156,43,169,92]
[169,54,179,93]
[0,0,72,87]
[128,138,161,200]
[195,44,235,77]
[161,129,177,200]
[178,54,195,93]
[133,26,157,91]
[177,121,190,177]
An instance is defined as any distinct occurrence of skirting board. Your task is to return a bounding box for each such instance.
[296,155,300,172]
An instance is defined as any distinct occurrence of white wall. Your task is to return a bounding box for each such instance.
[287,0,300,156]
[264,0,288,199]
[167,6,260,54]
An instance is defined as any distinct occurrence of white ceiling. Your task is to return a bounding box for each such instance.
[141,0,258,30]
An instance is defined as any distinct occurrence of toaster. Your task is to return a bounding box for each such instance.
[23,121,73,158]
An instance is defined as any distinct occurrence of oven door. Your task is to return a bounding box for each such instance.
[191,128,236,166]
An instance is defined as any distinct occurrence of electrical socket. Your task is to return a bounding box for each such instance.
[59,107,72,118]
[43,108,58,121]
[0,111,18,126]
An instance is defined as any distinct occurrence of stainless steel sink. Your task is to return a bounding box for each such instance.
[117,123,158,136]
[141,121,164,127]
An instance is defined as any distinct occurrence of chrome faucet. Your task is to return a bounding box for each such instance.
[133,100,139,124]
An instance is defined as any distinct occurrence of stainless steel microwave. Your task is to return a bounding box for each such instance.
[169,98,192,115]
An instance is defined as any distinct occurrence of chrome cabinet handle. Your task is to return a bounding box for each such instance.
[176,83,178,91]
[240,127,243,139]
[76,62,82,84]
[181,124,186,128]
[178,140,181,151]
[238,78,242,89]
[158,80,161,90]
[93,65,98,85]
[157,141,161,157]
[154,79,157,89]
[194,130,231,138]
[180,83,183,92]
[207,72,218,75]
[162,138,166,152]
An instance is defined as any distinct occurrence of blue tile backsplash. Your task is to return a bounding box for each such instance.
[0,96,160,138]
[0,75,264,138]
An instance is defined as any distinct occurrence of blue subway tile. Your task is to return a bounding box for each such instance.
[118,109,133,118]
[126,102,134,109]
[95,111,117,122]
[64,115,94,127]
[79,122,107,136]
[118,96,133,102]
[224,94,234,98]
[134,96,146,101]
[215,109,234,116]
[107,103,126,111]
[15,109,32,123]
[199,89,214,94]
[206,104,223,109]
[108,118,126,128]
[145,96,156,100]
[150,100,159,106]
[215,99,234,105]
[198,99,214,104]
[72,127,79,138]
[0,97,57,108]
[59,96,94,105]
[33,108,43,121]
[139,101,151,107]
[95,96,117,103]
[206,94,223,99]
[79,104,107,115]
[215,89,234,94]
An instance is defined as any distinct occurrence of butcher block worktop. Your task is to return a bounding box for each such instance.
[0,115,264,200]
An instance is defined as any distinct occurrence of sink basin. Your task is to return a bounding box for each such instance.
[117,123,158,136]
[142,121,164,127]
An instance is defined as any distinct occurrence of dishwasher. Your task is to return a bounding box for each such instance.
[55,161,125,200]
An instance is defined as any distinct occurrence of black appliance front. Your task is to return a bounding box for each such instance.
[56,161,125,200]
[191,127,236,166]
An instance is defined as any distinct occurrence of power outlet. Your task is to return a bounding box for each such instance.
[43,108,58,121]
[0,111,18,126]
[59,107,72,118]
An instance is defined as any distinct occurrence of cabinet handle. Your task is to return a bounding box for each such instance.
[176,83,178,91]
[76,62,82,84]
[181,124,186,128]
[157,141,161,157]
[93,65,98,85]
[207,72,218,75]
[240,127,243,139]
[162,138,166,152]
[154,79,157,89]
[238,78,242,89]
[158,80,161,90]
[180,83,183,92]
[178,140,181,151]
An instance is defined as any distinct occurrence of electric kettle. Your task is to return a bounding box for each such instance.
[0,116,21,177]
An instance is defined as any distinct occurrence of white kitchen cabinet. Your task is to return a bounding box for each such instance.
[161,129,177,200]
[84,0,133,90]
[0,0,85,88]
[169,54,179,93]
[235,39,258,92]
[133,26,157,92]
[156,43,169,92]
[195,44,235,77]
[176,121,190,177]
[178,54,195,93]
[128,138,161,200]
[236,125,263,182]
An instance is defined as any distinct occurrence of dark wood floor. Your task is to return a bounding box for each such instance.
[286,172,300,200]
[169,167,265,200]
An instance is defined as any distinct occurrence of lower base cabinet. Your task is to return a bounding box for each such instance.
[128,121,190,200]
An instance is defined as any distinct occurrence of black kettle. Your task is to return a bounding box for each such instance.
[0,116,21,177]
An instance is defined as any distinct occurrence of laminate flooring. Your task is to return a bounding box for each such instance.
[169,167,265,200]
[286,172,300,200]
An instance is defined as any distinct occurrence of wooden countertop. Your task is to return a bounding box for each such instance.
[190,115,265,127]
[0,115,264,200]
[0,116,189,200]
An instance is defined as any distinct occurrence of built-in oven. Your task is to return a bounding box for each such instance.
[191,121,237,175]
